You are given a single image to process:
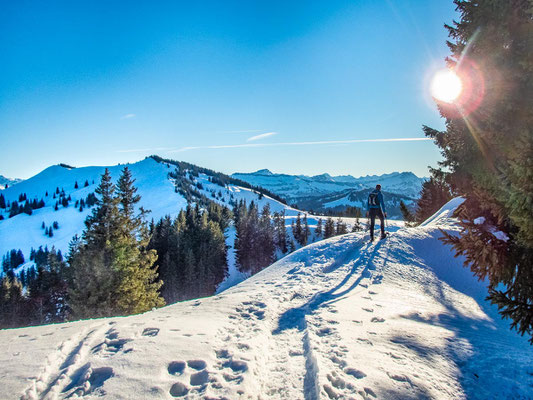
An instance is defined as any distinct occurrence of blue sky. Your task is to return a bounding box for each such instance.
[0,1,457,179]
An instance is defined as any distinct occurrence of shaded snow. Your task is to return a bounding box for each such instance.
[1,198,531,400]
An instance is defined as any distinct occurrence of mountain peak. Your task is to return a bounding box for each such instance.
[252,169,274,176]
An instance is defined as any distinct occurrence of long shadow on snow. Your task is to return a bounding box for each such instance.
[273,238,385,335]
[384,228,533,399]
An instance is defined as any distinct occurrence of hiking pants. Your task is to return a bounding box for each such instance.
[369,208,385,238]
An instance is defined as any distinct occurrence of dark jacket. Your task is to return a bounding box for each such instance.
[367,189,386,213]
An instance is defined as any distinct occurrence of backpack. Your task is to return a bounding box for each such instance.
[368,192,380,207]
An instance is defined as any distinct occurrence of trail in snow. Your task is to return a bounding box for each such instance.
[1,199,532,399]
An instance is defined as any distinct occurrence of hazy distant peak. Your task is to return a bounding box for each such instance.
[252,169,274,176]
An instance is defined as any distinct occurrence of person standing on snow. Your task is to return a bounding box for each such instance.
[366,184,387,241]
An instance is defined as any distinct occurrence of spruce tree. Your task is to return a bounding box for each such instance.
[69,168,164,318]
[315,218,323,238]
[259,204,275,270]
[336,218,348,235]
[112,167,164,314]
[324,217,335,239]
[294,213,303,245]
[400,201,415,226]
[273,211,288,253]
[415,170,452,223]
[302,214,310,246]
[425,0,533,342]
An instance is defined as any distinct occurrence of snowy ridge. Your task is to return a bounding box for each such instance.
[232,170,426,201]
[0,174,22,190]
[1,199,531,399]
[0,157,298,262]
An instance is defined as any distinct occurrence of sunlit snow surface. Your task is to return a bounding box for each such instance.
[1,199,531,399]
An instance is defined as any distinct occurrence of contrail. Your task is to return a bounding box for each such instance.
[167,137,431,153]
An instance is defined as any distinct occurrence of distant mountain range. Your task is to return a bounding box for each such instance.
[0,175,22,190]
[231,169,426,216]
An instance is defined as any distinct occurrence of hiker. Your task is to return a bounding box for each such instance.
[366,184,387,241]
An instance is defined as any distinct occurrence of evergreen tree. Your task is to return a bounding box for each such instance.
[69,168,164,318]
[324,217,335,239]
[273,211,288,253]
[28,247,69,324]
[351,219,362,232]
[400,201,415,226]
[415,170,452,223]
[315,218,323,238]
[114,167,164,314]
[336,218,348,235]
[23,202,32,215]
[74,181,79,189]
[259,204,275,269]
[294,213,303,245]
[425,0,533,342]
[0,193,5,209]
[302,214,310,246]
[0,277,28,328]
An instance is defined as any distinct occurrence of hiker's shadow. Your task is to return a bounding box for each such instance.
[273,240,388,334]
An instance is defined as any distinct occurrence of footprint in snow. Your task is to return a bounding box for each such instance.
[169,382,189,397]
[187,359,207,370]
[168,361,186,375]
[142,327,160,337]
[345,367,366,379]
[387,372,412,384]
[316,327,334,337]
[327,374,346,389]
[361,387,377,398]
[362,308,374,313]
[190,370,209,386]
[371,317,385,323]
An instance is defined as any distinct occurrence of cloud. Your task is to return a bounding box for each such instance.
[167,137,432,153]
[120,113,136,120]
[246,132,278,142]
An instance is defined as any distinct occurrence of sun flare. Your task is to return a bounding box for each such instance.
[430,69,462,103]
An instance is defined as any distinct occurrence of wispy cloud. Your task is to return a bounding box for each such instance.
[120,113,136,120]
[246,132,278,142]
[167,137,431,153]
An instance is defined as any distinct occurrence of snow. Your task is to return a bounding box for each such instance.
[232,170,426,200]
[1,198,531,399]
[0,157,369,293]
[473,217,485,225]
[491,230,509,242]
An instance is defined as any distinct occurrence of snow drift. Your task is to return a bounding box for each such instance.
[0,199,531,399]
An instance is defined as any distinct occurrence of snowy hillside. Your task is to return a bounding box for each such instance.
[1,157,367,291]
[1,199,531,400]
[295,189,416,219]
[232,170,426,201]
[0,157,297,259]
[0,174,22,190]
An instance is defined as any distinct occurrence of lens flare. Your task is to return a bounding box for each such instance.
[430,69,462,103]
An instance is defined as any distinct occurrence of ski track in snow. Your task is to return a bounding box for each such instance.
[2,199,533,399]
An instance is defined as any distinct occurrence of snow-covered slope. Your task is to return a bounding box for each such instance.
[232,170,426,201]
[295,188,416,219]
[1,199,530,400]
[0,157,297,262]
[0,174,22,190]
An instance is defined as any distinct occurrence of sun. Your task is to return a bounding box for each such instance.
[430,69,463,103]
